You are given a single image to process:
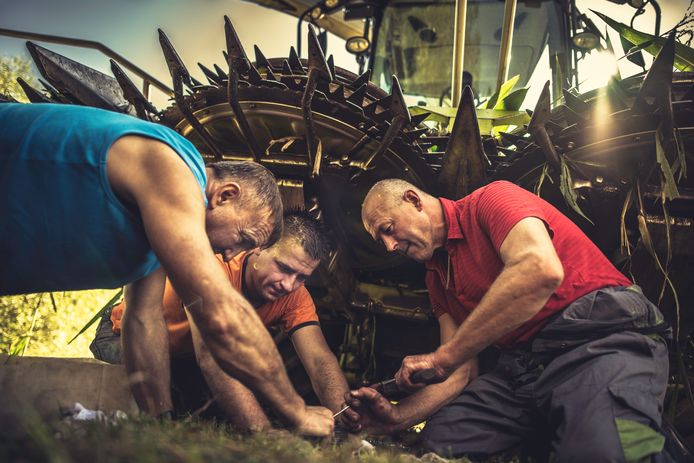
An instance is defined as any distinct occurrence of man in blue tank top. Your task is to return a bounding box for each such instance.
[0,103,334,437]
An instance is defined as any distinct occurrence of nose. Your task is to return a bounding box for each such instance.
[382,236,398,252]
[280,274,297,292]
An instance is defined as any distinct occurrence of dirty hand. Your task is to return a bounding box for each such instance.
[293,405,335,437]
[395,352,449,392]
[342,387,400,435]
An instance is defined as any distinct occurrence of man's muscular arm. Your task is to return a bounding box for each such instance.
[107,136,333,435]
[345,314,476,434]
[188,314,270,431]
[120,268,171,415]
[397,217,563,388]
[291,325,349,413]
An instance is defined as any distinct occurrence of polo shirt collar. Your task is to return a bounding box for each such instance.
[440,197,464,240]
[425,198,463,270]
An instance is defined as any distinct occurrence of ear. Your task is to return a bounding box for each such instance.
[210,182,240,208]
[402,189,423,211]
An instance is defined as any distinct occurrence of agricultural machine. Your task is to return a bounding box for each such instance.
[2,0,694,448]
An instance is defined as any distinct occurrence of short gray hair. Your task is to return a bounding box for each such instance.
[208,161,283,247]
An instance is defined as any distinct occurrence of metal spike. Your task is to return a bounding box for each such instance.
[225,15,261,161]
[410,112,430,126]
[632,30,676,115]
[307,24,333,81]
[190,75,204,87]
[438,86,489,199]
[110,59,158,120]
[265,66,278,82]
[329,84,347,103]
[327,55,336,82]
[254,45,272,70]
[360,76,411,170]
[282,59,293,75]
[16,77,52,103]
[159,29,222,160]
[562,89,589,114]
[213,63,229,81]
[222,50,229,62]
[224,15,251,75]
[25,41,130,111]
[403,127,429,141]
[247,64,265,85]
[158,29,193,87]
[348,70,371,90]
[289,47,305,74]
[527,81,560,168]
[347,83,367,106]
[198,63,223,86]
[38,78,70,103]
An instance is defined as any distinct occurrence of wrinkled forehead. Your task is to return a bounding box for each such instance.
[362,202,395,236]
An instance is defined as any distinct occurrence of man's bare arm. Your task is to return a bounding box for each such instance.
[291,325,349,413]
[346,314,476,434]
[188,314,270,431]
[107,137,333,434]
[120,268,171,415]
[397,217,564,388]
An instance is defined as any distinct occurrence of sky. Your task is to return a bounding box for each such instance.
[0,0,691,107]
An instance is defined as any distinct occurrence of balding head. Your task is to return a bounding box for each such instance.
[361,178,446,263]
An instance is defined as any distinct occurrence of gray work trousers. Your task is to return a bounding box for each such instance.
[421,286,672,462]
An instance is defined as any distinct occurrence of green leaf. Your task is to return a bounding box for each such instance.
[486,74,520,110]
[560,158,593,224]
[9,335,30,356]
[68,288,123,345]
[655,125,680,200]
[593,10,694,71]
[497,87,529,111]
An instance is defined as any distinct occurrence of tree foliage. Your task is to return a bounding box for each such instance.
[0,55,38,102]
[0,290,117,358]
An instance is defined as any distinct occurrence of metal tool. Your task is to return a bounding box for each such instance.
[333,368,442,419]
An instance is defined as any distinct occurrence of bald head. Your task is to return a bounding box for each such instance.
[362,179,426,231]
[361,179,446,262]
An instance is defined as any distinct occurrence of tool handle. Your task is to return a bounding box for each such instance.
[377,368,444,397]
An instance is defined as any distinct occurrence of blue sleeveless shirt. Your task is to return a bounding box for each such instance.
[0,103,207,295]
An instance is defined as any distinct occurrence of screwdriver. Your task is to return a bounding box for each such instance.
[333,368,442,419]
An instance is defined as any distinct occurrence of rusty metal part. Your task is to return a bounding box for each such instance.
[110,59,157,121]
[158,29,223,161]
[527,80,561,169]
[438,85,489,199]
[25,41,131,113]
[224,15,262,162]
[359,75,411,170]
[302,24,333,173]
[0,27,172,98]
[16,77,51,103]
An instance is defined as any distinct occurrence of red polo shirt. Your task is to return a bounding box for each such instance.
[426,181,631,348]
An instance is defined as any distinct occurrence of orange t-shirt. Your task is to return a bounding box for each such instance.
[110,252,319,357]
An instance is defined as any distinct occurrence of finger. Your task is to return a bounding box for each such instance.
[343,408,360,422]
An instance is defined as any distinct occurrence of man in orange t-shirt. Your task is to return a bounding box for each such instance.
[92,211,348,431]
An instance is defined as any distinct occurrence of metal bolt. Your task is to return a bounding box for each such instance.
[595,176,604,184]
[566,141,575,150]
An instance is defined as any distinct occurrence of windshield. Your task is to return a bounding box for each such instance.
[372,0,567,105]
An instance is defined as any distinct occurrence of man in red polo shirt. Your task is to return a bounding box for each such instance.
[346,179,671,461]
